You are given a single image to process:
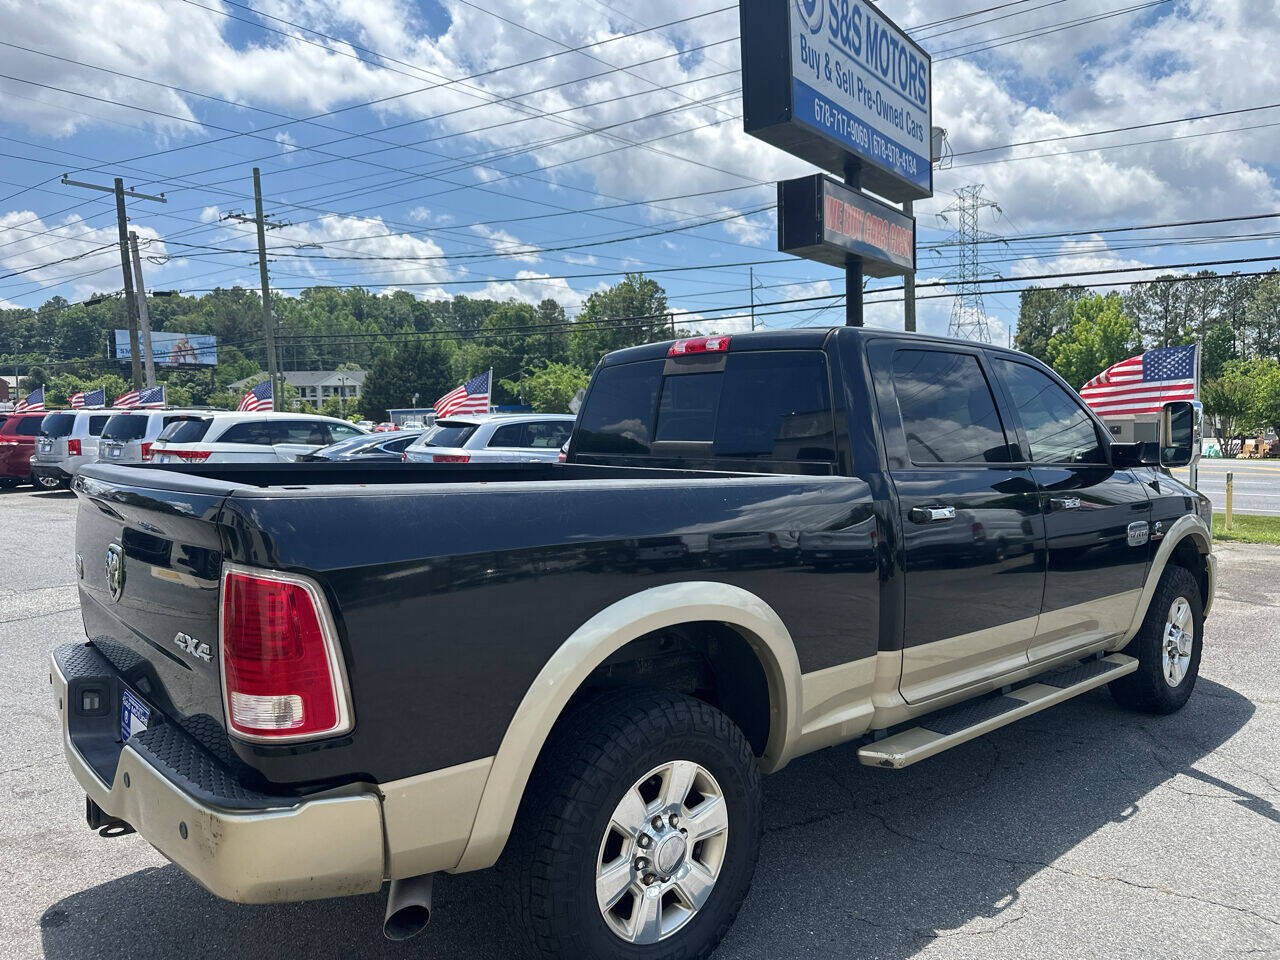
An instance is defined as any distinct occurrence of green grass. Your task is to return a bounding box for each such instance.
[1213,512,1280,544]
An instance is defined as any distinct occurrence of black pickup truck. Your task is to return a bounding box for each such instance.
[52,327,1212,960]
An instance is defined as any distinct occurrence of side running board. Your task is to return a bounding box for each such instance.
[857,653,1138,770]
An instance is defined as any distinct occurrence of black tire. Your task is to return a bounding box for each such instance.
[503,690,763,960]
[0,478,19,489]
[32,473,63,491]
[1109,565,1203,714]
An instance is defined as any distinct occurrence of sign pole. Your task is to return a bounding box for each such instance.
[843,160,863,327]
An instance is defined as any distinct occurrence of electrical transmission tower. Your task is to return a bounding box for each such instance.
[936,184,1001,343]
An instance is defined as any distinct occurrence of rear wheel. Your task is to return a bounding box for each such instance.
[506,690,762,960]
[32,473,63,491]
[1110,565,1203,714]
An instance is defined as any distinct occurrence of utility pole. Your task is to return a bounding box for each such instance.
[938,184,1001,343]
[61,176,166,389]
[749,267,756,332]
[221,168,289,411]
[128,232,157,387]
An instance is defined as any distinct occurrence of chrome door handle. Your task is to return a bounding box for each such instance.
[1050,496,1082,510]
[910,505,956,523]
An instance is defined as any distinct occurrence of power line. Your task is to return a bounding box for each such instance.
[934,0,1173,61]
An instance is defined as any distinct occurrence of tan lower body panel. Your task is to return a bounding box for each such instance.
[857,653,1138,769]
[381,756,493,878]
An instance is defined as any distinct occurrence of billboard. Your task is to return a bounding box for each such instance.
[741,0,932,202]
[778,174,915,276]
[113,330,218,367]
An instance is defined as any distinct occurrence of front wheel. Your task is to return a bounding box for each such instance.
[1110,565,1203,714]
[506,690,762,960]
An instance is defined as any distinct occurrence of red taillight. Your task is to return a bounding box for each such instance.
[140,442,153,461]
[557,450,567,463]
[171,450,211,461]
[668,335,730,356]
[220,568,350,741]
[67,439,82,457]
[432,454,470,463]
[401,452,408,462]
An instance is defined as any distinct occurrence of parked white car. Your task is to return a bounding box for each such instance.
[403,413,575,464]
[97,409,227,465]
[149,412,368,464]
[30,409,119,488]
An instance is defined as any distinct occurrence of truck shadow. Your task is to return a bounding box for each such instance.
[40,679,1262,960]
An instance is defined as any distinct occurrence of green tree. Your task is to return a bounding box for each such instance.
[1045,293,1141,390]
[1014,286,1084,362]
[1245,275,1280,361]
[516,362,591,413]
[360,336,455,421]
[1200,321,1237,380]
[1202,363,1261,457]
[570,274,670,367]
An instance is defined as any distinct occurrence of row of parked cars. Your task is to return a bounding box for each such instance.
[0,407,576,489]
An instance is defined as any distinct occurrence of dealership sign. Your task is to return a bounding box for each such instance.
[778,174,914,276]
[740,0,932,201]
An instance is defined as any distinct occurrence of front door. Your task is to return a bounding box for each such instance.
[988,356,1151,663]
[871,344,1047,704]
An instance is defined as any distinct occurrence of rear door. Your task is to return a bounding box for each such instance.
[988,356,1151,662]
[869,342,1046,704]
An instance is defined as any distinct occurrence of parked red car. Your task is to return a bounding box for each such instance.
[372,421,399,432]
[0,411,49,487]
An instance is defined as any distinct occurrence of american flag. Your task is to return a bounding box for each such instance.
[72,388,106,408]
[1080,344,1198,417]
[114,385,165,408]
[237,379,273,411]
[433,370,491,418]
[14,387,44,413]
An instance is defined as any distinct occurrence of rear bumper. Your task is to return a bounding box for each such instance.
[51,643,386,903]
[31,463,73,483]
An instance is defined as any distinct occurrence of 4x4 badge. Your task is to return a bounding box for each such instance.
[174,632,212,663]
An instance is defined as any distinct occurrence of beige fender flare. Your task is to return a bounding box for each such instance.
[1116,514,1214,647]
[453,581,803,872]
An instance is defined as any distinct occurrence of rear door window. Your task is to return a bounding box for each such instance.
[87,415,111,435]
[329,423,363,442]
[525,421,573,448]
[217,421,276,446]
[487,422,527,448]
[890,350,1010,464]
[14,416,43,437]
[274,420,333,445]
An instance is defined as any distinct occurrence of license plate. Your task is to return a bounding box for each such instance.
[121,689,150,742]
[37,440,51,453]
[108,446,121,458]
[155,454,171,464]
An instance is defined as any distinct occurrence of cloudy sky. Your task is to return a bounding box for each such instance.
[1,0,1278,342]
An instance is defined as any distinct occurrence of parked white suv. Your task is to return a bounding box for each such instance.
[31,409,118,488]
[403,413,575,463]
[149,412,368,463]
[97,409,224,465]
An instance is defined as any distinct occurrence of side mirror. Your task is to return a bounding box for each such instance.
[1110,441,1160,469]
[1160,400,1202,468]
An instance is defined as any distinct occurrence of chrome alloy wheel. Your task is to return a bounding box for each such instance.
[1162,596,1194,687]
[595,759,729,944]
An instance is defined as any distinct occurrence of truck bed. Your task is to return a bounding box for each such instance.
[71,460,882,795]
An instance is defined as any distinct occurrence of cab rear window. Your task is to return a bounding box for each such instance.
[575,350,836,466]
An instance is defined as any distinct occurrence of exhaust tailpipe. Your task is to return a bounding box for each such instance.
[383,874,434,941]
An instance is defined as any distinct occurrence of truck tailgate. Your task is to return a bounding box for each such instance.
[74,472,230,758]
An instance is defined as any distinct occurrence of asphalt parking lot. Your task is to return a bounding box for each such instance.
[1,486,1276,960]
